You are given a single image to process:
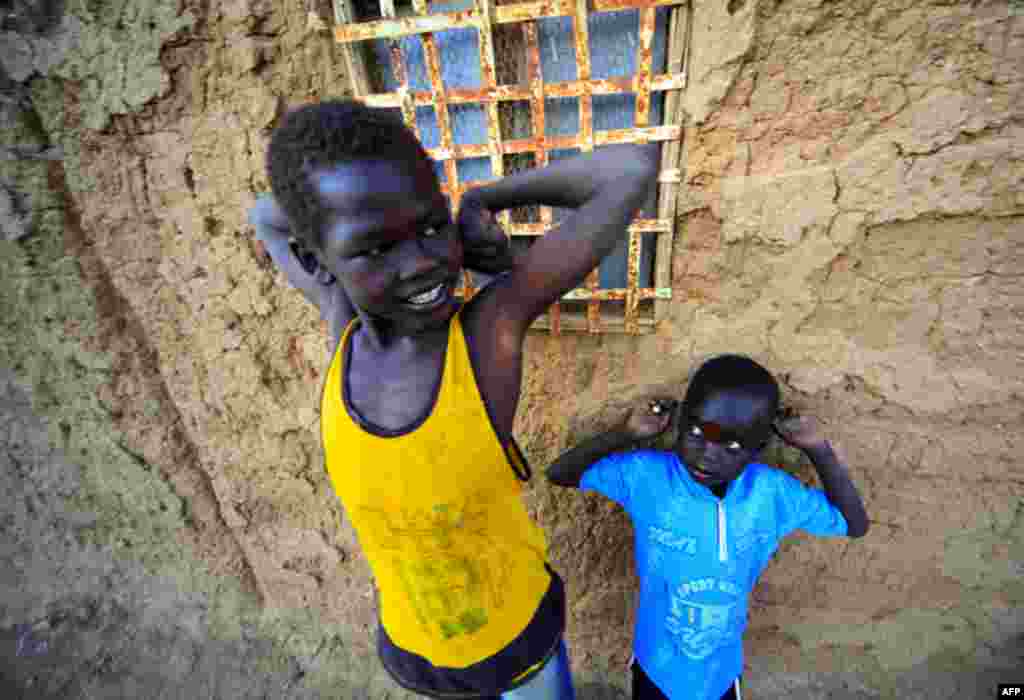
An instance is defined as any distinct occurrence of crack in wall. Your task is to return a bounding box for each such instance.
[45,152,263,602]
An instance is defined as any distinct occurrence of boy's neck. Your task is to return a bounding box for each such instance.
[709,483,728,499]
[357,311,451,355]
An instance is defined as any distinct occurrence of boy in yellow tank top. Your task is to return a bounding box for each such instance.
[249,100,660,698]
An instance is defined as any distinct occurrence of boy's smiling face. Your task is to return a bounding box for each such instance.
[674,389,774,488]
[309,156,463,335]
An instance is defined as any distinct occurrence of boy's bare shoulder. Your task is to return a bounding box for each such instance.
[461,273,526,355]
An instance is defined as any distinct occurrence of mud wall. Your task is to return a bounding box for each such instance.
[1,0,1021,698]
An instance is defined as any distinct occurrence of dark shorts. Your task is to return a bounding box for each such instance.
[632,661,740,700]
[378,565,566,699]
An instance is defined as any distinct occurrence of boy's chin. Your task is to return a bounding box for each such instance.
[690,470,727,486]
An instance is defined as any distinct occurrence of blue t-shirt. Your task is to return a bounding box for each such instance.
[581,449,848,700]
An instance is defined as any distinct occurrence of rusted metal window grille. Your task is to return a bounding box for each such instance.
[333,0,690,334]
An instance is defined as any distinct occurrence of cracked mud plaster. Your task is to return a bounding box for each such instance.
[2,0,1023,698]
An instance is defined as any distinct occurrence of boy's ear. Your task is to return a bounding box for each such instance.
[289,236,321,276]
[315,267,336,285]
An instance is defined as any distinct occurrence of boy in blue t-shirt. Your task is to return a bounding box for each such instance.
[546,355,869,700]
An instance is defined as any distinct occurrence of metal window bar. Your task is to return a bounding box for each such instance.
[334,0,689,334]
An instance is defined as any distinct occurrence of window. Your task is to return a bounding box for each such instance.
[334,0,690,333]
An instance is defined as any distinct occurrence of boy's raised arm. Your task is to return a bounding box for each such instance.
[547,429,636,488]
[804,443,870,538]
[248,194,355,328]
[776,417,870,538]
[547,399,676,488]
[249,194,325,309]
[461,143,660,330]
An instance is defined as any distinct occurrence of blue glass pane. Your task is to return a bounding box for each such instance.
[402,36,430,91]
[416,106,441,149]
[449,103,487,146]
[545,98,579,138]
[456,157,492,184]
[589,10,638,79]
[431,0,472,12]
[597,223,656,288]
[548,148,580,161]
[599,236,630,288]
[593,93,635,132]
[650,7,671,127]
[434,27,482,89]
[537,16,577,83]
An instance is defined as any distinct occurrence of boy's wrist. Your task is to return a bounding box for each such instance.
[459,189,515,274]
[460,187,489,213]
[463,241,514,273]
[804,441,841,466]
[609,426,640,447]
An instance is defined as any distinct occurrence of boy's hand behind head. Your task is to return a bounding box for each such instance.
[622,399,678,441]
[456,195,514,274]
[249,194,292,241]
[774,414,828,451]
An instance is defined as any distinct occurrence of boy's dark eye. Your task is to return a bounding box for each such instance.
[725,441,743,452]
[688,425,703,439]
[299,252,318,274]
[289,239,320,275]
[360,224,446,257]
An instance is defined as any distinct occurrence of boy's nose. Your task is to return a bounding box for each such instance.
[703,443,731,464]
[399,238,444,277]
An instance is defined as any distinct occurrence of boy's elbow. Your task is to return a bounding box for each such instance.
[544,464,566,487]
[847,520,870,539]
[544,463,576,489]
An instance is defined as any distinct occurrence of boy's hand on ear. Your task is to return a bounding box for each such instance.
[774,415,828,451]
[247,194,342,311]
[456,194,515,275]
[622,399,678,440]
[249,194,292,241]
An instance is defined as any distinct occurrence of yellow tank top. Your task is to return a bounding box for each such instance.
[320,308,551,668]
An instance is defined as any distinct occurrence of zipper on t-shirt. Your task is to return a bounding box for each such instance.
[717,500,728,562]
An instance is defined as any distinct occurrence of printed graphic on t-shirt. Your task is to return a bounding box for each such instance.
[664,578,742,660]
[360,496,510,640]
[648,526,699,555]
[731,523,774,556]
[646,525,699,577]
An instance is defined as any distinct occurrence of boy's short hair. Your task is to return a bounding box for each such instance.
[682,354,781,429]
[266,99,431,249]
